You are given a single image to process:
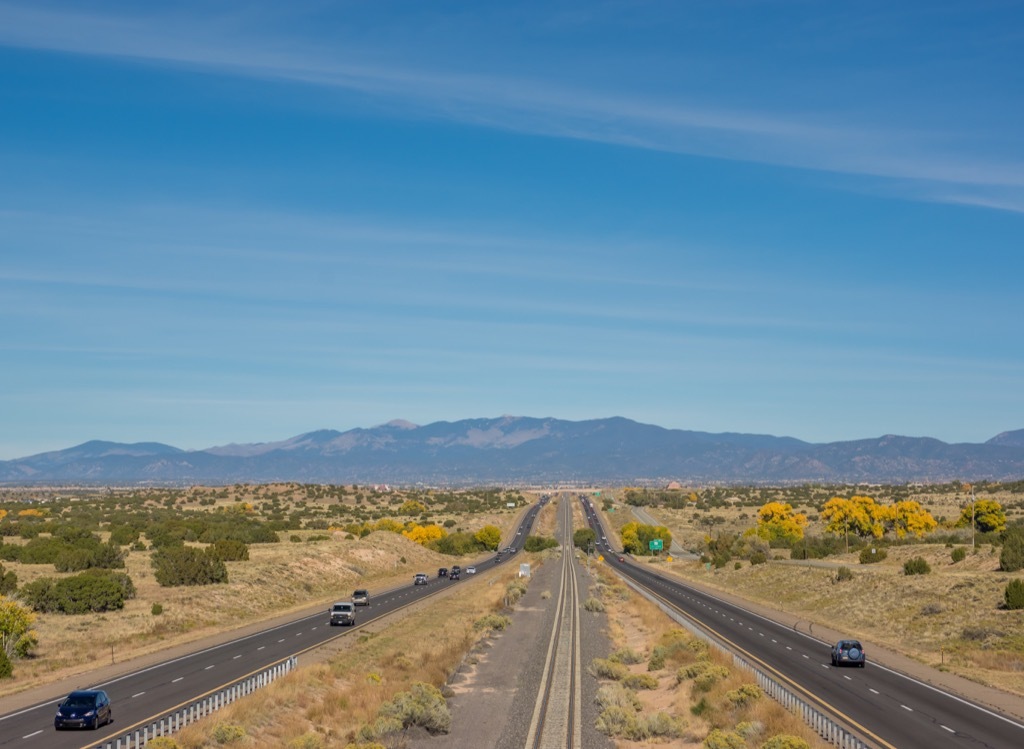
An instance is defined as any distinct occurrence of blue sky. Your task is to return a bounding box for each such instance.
[1,0,1022,459]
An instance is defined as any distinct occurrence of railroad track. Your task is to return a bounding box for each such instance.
[524,495,583,749]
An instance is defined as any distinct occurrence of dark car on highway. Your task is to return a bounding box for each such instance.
[831,639,866,667]
[54,689,112,730]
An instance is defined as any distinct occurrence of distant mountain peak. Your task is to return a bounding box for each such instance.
[382,419,418,429]
[988,429,1024,447]
[2,417,1022,485]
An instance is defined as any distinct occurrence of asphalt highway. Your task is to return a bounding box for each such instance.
[579,496,1024,749]
[0,501,544,749]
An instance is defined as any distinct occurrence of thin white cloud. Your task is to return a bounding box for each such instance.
[1,3,1021,210]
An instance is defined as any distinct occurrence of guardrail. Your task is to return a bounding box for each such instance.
[85,656,298,749]
[621,577,871,749]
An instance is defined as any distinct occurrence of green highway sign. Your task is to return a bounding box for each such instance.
[649,539,664,551]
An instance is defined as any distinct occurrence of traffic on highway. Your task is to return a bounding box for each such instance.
[578,495,1024,749]
[0,502,545,749]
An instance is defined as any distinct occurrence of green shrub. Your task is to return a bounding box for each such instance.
[152,546,228,586]
[145,738,181,749]
[595,682,641,712]
[903,556,931,575]
[789,534,844,559]
[210,722,246,743]
[623,672,659,690]
[725,683,762,706]
[573,527,597,550]
[859,547,887,564]
[286,733,324,749]
[734,561,742,570]
[609,647,645,665]
[0,649,12,679]
[524,535,559,552]
[54,548,94,573]
[108,525,141,546]
[0,563,16,594]
[595,705,641,738]
[152,602,164,615]
[749,551,767,565]
[20,570,134,614]
[473,613,511,631]
[693,665,729,692]
[1005,579,1024,610]
[584,596,606,612]
[703,728,746,749]
[762,736,811,749]
[834,566,854,583]
[378,682,450,734]
[505,579,528,605]
[591,658,628,680]
[951,547,967,563]
[207,539,249,562]
[1000,528,1024,572]
[690,697,711,716]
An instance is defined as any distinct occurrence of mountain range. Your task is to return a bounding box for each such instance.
[2,417,1023,486]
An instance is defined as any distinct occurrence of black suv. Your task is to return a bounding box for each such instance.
[831,640,866,667]
[55,690,112,730]
[438,567,448,577]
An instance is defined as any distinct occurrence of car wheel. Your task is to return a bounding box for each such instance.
[90,715,99,730]
[859,662,865,668]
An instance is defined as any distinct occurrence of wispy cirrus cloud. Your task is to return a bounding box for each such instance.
[1,3,1022,212]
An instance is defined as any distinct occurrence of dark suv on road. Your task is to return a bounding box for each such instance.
[831,639,865,667]
[54,689,112,730]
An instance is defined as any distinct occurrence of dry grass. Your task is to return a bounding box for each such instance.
[591,564,828,749]
[171,567,526,748]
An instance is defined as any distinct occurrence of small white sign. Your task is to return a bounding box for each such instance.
[519,563,531,578]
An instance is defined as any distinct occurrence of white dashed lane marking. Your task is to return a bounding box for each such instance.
[173,677,184,683]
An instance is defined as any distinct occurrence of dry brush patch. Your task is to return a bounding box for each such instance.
[591,564,826,749]
[170,568,528,748]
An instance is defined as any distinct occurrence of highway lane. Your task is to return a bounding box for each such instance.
[579,496,1024,749]
[0,501,546,749]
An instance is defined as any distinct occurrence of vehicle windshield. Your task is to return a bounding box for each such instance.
[64,694,98,707]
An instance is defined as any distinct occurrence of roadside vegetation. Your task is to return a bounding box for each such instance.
[600,481,1024,697]
[588,565,826,749]
[164,567,534,748]
[0,484,529,687]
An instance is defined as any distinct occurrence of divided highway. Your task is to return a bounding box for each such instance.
[580,496,1024,749]
[0,502,545,748]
